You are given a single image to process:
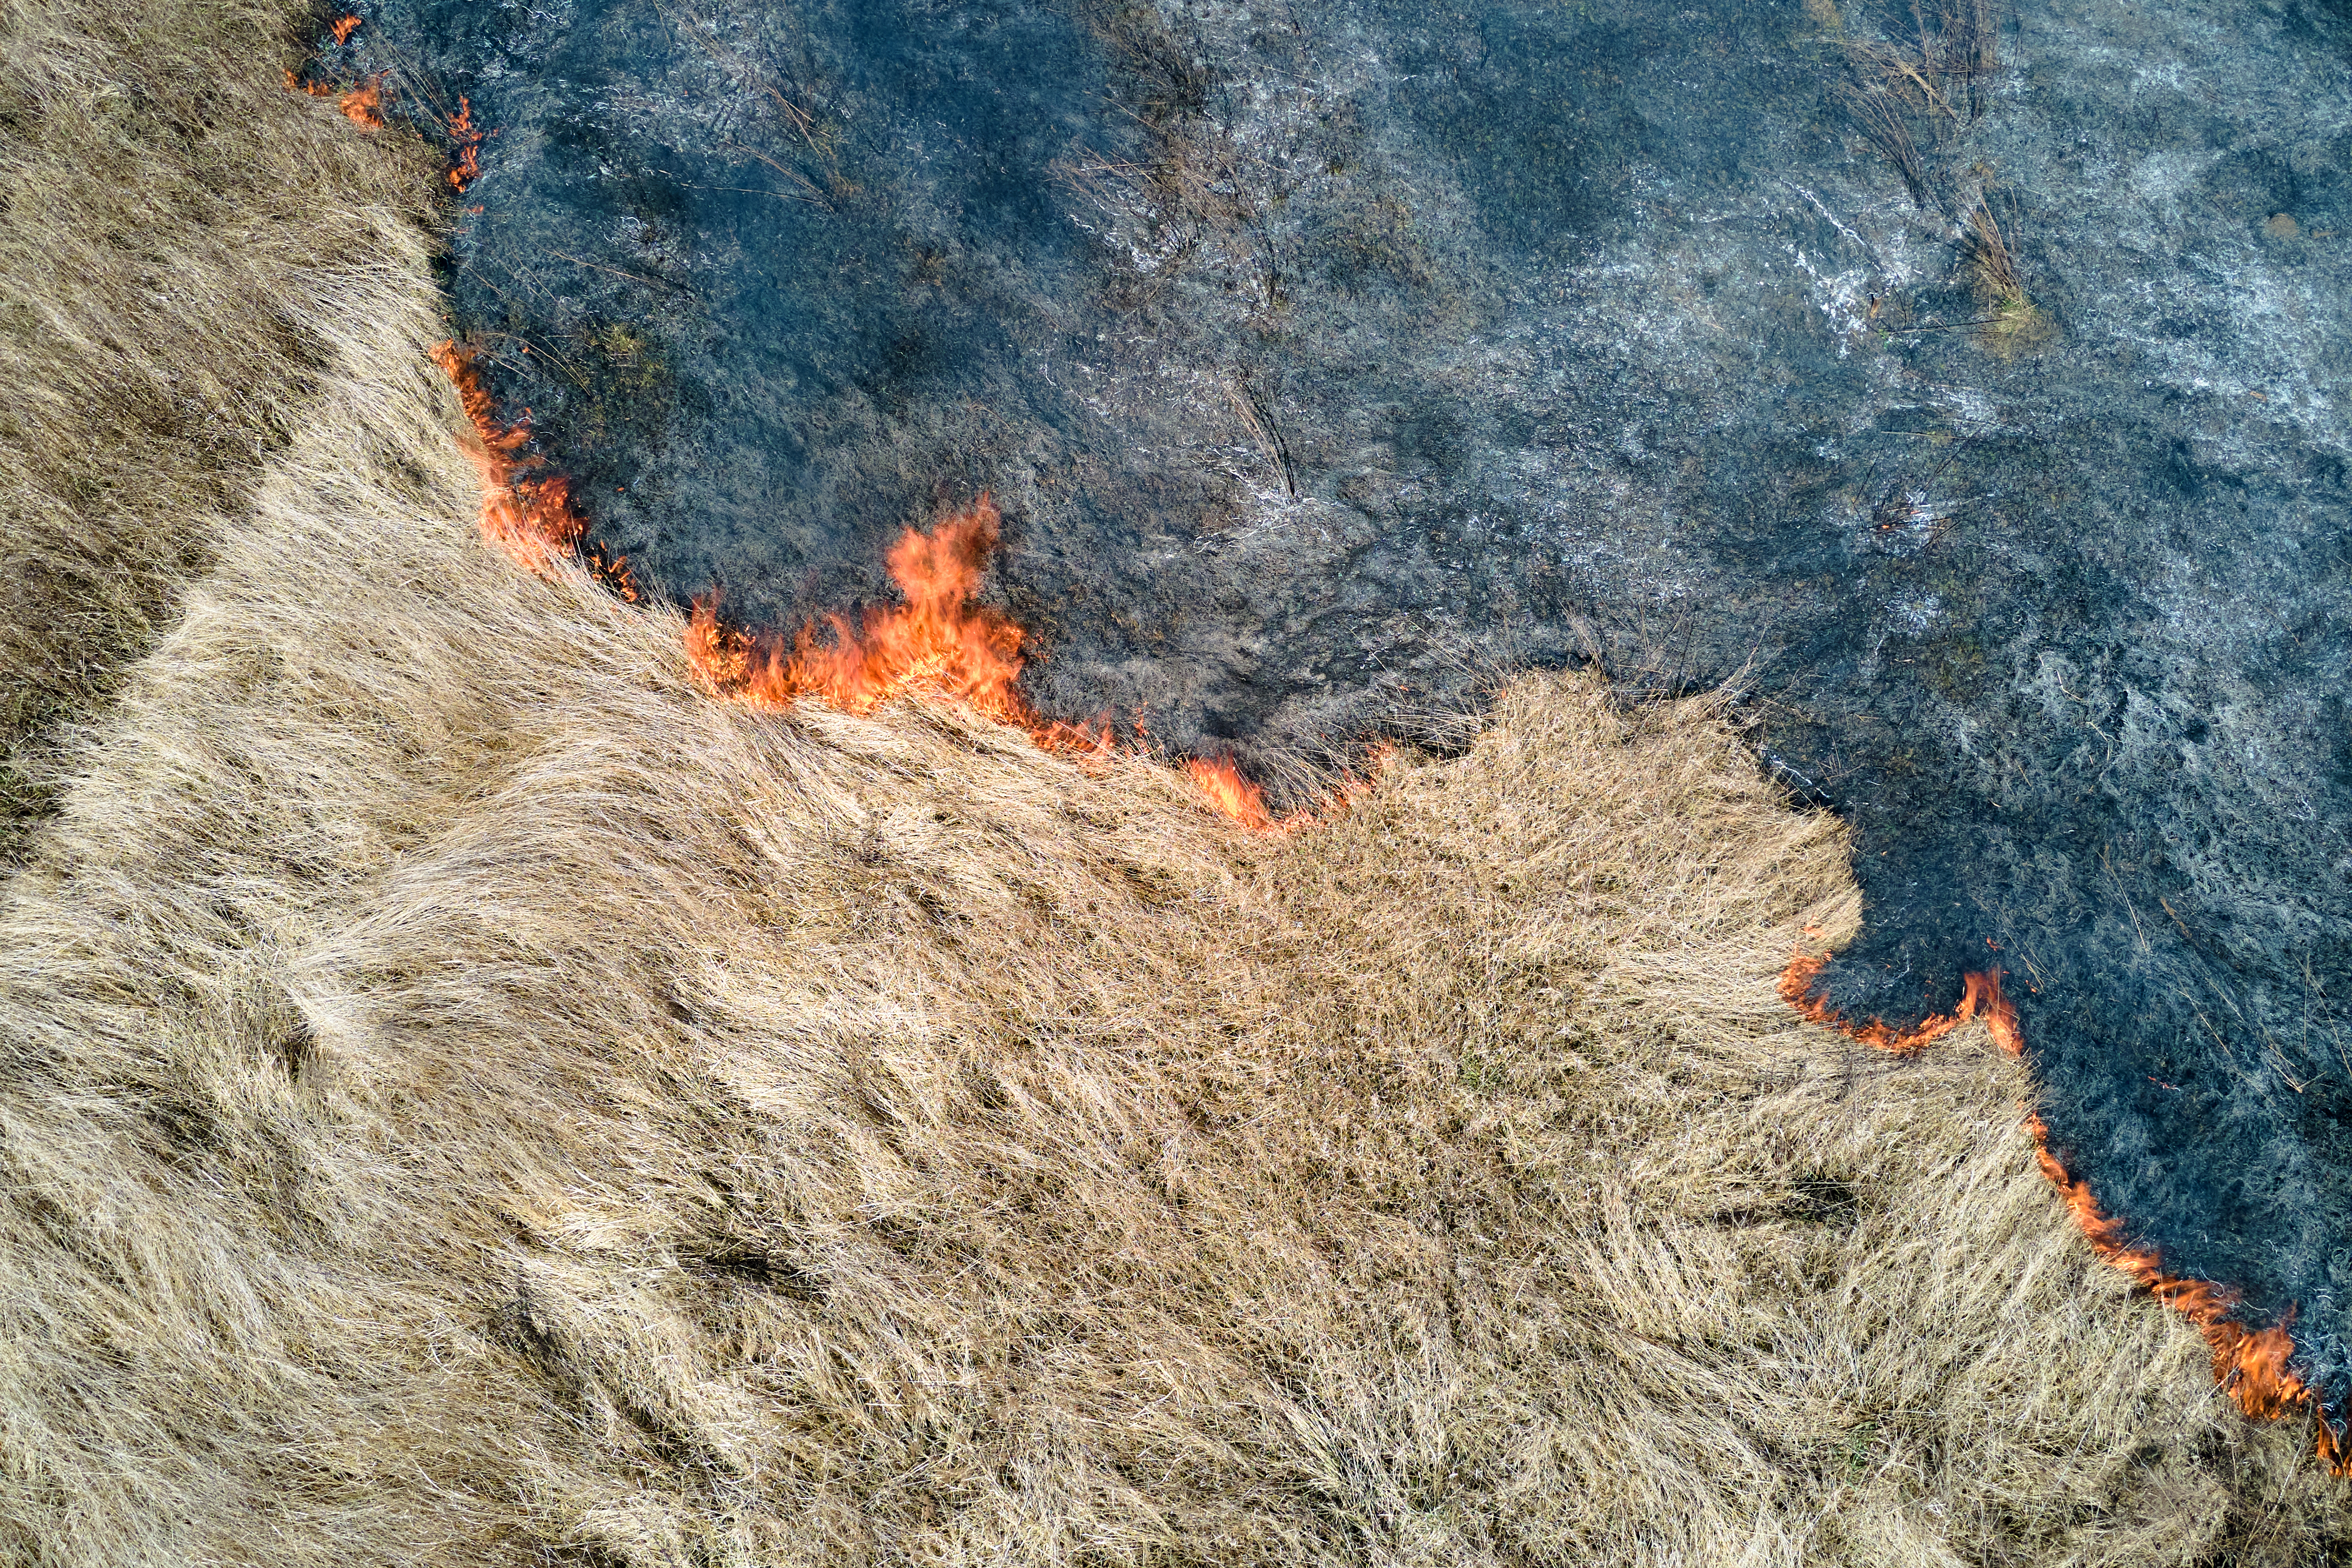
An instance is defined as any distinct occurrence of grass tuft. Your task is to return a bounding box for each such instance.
[1963,196,2053,354]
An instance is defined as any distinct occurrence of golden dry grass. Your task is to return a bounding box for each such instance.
[0,0,436,854]
[1962,197,2054,356]
[2,1,2351,1564]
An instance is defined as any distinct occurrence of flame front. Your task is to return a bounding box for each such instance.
[1778,953,2020,1054]
[1184,757,1273,831]
[683,497,1111,755]
[1782,949,2346,1469]
[429,351,1322,828]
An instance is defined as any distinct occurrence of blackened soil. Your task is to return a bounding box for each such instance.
[338,0,2352,1415]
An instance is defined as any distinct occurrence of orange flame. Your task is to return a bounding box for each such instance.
[1179,752,1380,831]
[338,76,386,129]
[329,14,362,44]
[1782,948,2346,1470]
[679,502,1385,830]
[447,97,484,190]
[683,497,1108,753]
[1185,757,1274,831]
[1776,953,2020,1055]
[430,340,628,589]
[282,54,384,130]
[428,343,1322,829]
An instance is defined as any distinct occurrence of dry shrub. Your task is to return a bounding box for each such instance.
[2,1,2348,1564]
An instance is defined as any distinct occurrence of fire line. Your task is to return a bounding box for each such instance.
[426,347,1313,823]
[335,48,1289,827]
[431,340,636,600]
[293,0,2352,1462]
[433,320,2350,1463]
[1780,952,2350,1471]
[434,322,2352,1462]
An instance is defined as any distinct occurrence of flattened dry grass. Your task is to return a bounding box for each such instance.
[3,1,2351,1564]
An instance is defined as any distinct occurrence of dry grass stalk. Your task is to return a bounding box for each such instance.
[0,0,2343,1564]
[1839,81,1933,208]
[1835,1,2006,212]
[1963,196,2051,353]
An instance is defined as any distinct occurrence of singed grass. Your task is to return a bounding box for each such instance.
[0,0,2348,1564]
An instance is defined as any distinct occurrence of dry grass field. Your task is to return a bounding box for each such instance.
[1,1,2350,1563]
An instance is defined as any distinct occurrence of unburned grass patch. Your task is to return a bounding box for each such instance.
[0,0,439,858]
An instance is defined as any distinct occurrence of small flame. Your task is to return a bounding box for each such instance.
[283,54,384,131]
[2026,1118,2340,1462]
[1782,947,2346,1471]
[338,76,386,130]
[1185,757,1273,831]
[1777,952,2019,1054]
[447,96,484,190]
[430,340,627,588]
[1177,752,1380,831]
[329,14,362,44]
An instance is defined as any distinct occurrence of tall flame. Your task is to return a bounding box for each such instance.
[676,504,1391,828]
[1782,950,2347,1470]
[329,14,362,44]
[683,497,1110,754]
[426,352,1326,828]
